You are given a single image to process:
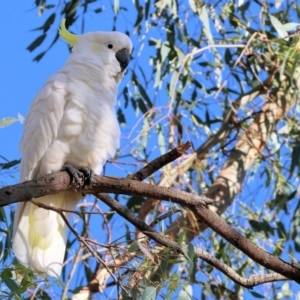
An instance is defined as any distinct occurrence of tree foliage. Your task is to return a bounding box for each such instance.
[2,0,300,299]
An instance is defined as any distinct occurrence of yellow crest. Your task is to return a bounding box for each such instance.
[59,19,79,46]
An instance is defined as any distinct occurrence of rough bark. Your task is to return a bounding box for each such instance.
[2,169,300,284]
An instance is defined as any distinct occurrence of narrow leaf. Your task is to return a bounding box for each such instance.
[128,242,140,252]
[141,286,156,300]
[114,0,119,13]
[0,117,17,128]
[269,14,288,38]
[27,34,47,52]
[178,285,193,300]
[117,108,126,127]
[33,51,46,62]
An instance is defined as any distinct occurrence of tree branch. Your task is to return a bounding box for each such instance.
[127,141,191,181]
[96,193,290,288]
[0,172,213,207]
[3,170,300,285]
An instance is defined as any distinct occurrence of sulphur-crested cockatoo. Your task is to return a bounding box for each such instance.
[12,20,132,277]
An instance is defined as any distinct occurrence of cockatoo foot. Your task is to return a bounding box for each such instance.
[61,164,89,188]
[79,167,94,186]
[61,165,93,188]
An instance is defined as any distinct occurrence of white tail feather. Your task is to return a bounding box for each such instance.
[13,191,82,276]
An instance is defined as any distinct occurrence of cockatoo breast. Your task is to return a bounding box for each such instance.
[47,64,120,175]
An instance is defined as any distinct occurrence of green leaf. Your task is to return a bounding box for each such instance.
[269,14,288,38]
[0,207,7,223]
[31,13,55,32]
[33,290,52,300]
[141,286,156,300]
[125,224,131,244]
[290,144,300,174]
[249,291,265,298]
[154,64,161,88]
[157,124,166,155]
[122,289,133,300]
[189,0,197,13]
[137,98,148,114]
[161,42,170,63]
[127,195,144,213]
[165,287,176,300]
[145,0,150,19]
[282,22,300,32]
[45,4,55,9]
[187,259,195,276]
[134,5,144,34]
[191,113,204,126]
[63,0,80,18]
[140,117,150,148]
[117,108,126,127]
[224,48,232,65]
[1,269,13,280]
[114,0,119,13]
[187,243,195,262]
[277,221,287,239]
[137,81,153,110]
[198,5,215,47]
[4,277,19,291]
[205,109,210,125]
[94,7,103,13]
[27,34,47,52]
[170,70,179,97]
[46,32,60,51]
[177,231,185,245]
[0,117,17,128]
[238,1,251,20]
[33,51,46,62]
[0,159,20,170]
[123,86,129,108]
[249,219,274,236]
[181,243,193,262]
[178,285,193,300]
[280,49,290,81]
[128,241,140,252]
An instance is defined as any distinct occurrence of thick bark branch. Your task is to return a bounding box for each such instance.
[97,193,291,288]
[0,172,213,207]
[2,170,300,284]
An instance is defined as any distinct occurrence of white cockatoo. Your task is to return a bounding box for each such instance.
[12,20,132,277]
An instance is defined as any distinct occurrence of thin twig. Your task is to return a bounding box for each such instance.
[149,208,182,227]
[96,193,290,288]
[233,32,257,68]
[127,142,191,181]
[30,200,131,298]
[78,141,191,297]
[62,244,83,299]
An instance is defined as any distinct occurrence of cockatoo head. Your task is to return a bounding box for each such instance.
[59,20,132,81]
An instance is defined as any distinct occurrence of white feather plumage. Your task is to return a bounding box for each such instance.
[12,30,132,276]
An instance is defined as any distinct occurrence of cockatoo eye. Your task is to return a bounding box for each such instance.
[108,44,113,49]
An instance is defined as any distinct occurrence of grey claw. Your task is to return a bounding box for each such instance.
[61,164,84,188]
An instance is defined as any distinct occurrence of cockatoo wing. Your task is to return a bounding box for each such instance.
[19,78,68,181]
[13,77,82,276]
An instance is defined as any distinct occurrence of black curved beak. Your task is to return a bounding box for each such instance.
[115,48,130,72]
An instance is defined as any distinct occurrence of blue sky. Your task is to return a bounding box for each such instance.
[0,2,133,173]
[1,1,299,299]
[1,2,68,171]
